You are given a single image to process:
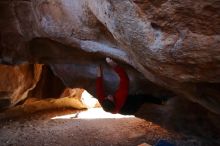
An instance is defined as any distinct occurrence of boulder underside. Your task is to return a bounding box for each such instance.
[0,0,219,114]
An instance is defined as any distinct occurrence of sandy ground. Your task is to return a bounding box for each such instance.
[0,98,217,146]
[0,108,173,146]
[0,109,206,146]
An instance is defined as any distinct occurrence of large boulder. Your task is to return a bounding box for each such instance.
[0,64,42,109]
[0,0,220,114]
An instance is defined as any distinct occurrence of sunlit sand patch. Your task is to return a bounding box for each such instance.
[51,108,135,119]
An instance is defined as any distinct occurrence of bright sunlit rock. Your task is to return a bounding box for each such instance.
[81,90,99,108]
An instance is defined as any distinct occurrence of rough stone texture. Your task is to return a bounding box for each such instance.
[0,0,220,114]
[0,64,42,109]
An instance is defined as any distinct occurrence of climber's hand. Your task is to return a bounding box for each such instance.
[106,57,117,67]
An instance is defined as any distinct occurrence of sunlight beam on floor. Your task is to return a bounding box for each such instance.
[51,108,135,120]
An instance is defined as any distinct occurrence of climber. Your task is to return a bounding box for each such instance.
[96,57,167,114]
[96,57,128,113]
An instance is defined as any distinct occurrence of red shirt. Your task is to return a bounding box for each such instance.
[96,65,129,113]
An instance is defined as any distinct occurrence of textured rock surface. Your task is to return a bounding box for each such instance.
[0,0,220,113]
[0,64,42,109]
[136,96,220,144]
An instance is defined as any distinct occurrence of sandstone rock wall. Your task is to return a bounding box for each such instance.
[0,64,42,109]
[0,0,219,114]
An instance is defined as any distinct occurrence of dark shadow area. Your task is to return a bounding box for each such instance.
[0,98,10,109]
[28,65,66,99]
[120,94,168,115]
[135,96,220,145]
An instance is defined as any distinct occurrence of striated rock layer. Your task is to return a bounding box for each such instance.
[0,0,220,114]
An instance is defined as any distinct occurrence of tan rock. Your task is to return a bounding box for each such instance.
[138,143,152,146]
[0,64,42,109]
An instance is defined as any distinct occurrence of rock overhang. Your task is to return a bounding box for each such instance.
[0,0,220,114]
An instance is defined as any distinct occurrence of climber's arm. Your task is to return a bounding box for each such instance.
[96,65,105,103]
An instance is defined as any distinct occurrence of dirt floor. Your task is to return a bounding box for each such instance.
[0,98,219,146]
[0,98,218,146]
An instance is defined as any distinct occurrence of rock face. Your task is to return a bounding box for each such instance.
[29,65,95,109]
[136,96,220,144]
[0,0,220,114]
[0,64,42,109]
